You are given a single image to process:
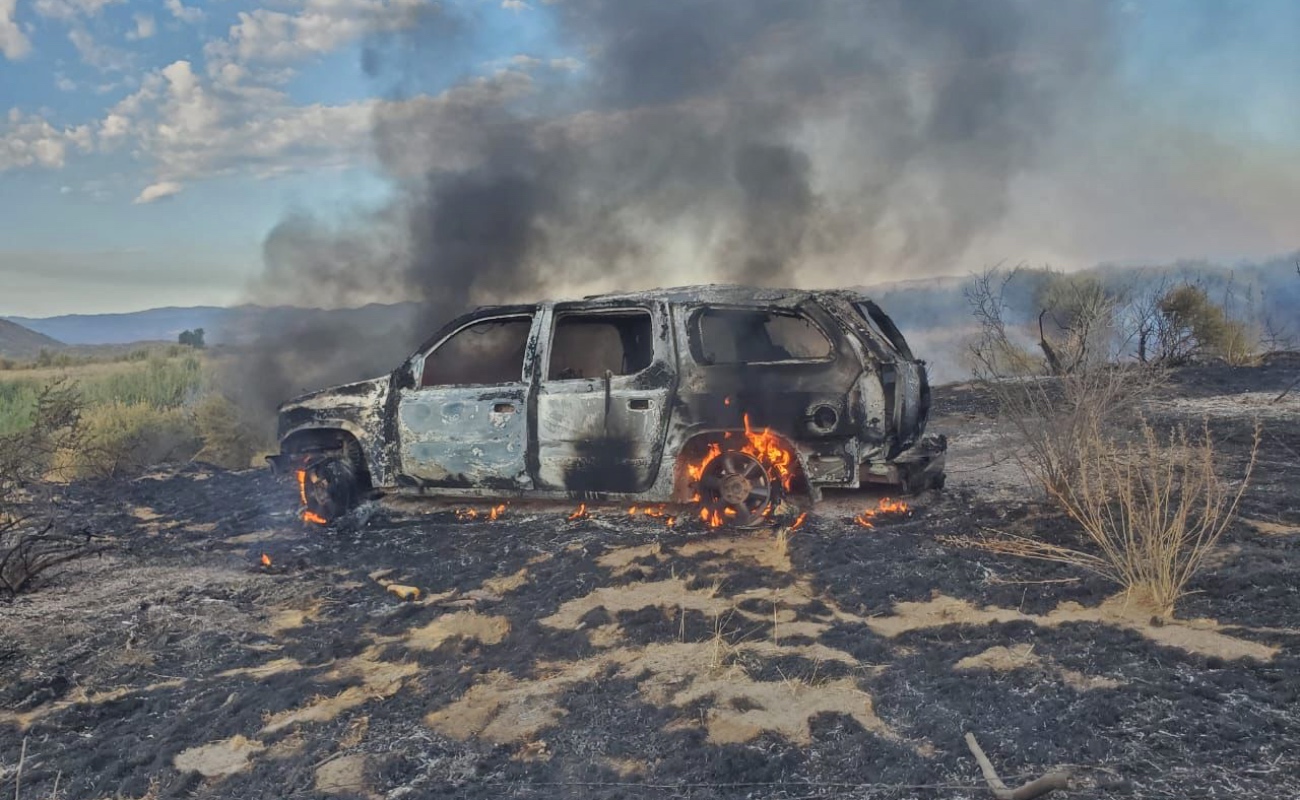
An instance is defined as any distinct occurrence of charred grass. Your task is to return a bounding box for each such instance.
[0,365,1298,799]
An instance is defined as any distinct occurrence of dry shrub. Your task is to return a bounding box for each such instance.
[966,268,1164,497]
[966,421,1259,615]
[51,401,200,480]
[193,394,264,469]
[0,517,95,597]
[963,268,1257,614]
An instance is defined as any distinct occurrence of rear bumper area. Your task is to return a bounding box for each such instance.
[862,433,948,492]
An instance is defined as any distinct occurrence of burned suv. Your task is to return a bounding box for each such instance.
[271,286,946,527]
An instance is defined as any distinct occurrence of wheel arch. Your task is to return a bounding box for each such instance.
[280,424,373,488]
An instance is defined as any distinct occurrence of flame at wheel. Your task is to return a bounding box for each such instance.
[695,449,773,529]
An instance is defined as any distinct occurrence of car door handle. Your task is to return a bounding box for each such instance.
[628,398,651,410]
[493,403,516,413]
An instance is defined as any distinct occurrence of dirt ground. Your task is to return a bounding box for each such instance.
[1,364,1298,799]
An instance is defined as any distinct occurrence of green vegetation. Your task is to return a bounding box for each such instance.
[0,351,268,475]
[179,328,206,348]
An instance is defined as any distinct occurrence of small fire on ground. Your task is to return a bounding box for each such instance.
[627,505,678,528]
[853,497,911,528]
[455,504,507,521]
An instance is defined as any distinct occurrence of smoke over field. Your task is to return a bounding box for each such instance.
[238,0,1298,404]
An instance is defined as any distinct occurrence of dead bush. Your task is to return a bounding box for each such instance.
[963,421,1258,615]
[0,517,96,597]
[0,382,102,598]
[963,269,1259,614]
[966,269,1163,497]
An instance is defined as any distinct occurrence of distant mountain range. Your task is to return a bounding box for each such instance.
[4,256,1296,383]
[0,318,64,360]
[4,303,420,347]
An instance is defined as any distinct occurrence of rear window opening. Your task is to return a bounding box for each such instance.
[547,310,655,380]
[691,307,833,364]
[853,300,914,360]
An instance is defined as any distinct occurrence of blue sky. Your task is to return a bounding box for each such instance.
[1,0,1297,316]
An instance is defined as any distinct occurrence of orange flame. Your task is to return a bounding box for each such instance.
[790,512,807,530]
[568,503,588,521]
[681,413,801,528]
[627,504,678,528]
[295,468,328,525]
[853,497,910,528]
[454,504,507,521]
[260,553,272,567]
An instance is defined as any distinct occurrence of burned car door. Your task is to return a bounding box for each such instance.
[396,311,539,489]
[533,301,674,494]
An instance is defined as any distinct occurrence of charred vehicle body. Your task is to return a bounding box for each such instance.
[271,286,946,527]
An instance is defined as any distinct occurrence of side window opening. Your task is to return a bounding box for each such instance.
[692,308,833,364]
[548,310,654,381]
[421,316,533,387]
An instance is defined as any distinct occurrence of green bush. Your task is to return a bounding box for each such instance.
[1157,285,1254,364]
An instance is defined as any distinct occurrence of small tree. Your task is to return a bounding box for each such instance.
[1033,272,1120,374]
[179,328,206,348]
[1146,284,1253,365]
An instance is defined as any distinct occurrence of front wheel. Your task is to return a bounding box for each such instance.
[298,456,360,525]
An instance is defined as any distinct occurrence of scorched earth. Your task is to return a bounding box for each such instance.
[1,364,1297,799]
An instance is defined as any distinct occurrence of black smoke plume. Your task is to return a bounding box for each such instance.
[238,0,1123,409]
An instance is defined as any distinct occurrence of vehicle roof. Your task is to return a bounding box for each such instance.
[570,284,833,307]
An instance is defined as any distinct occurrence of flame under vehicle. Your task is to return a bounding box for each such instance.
[270,286,946,527]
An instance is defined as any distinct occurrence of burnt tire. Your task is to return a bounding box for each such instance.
[695,448,775,529]
[301,456,360,524]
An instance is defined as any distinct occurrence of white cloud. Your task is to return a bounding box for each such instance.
[69,27,133,71]
[164,0,203,24]
[94,60,532,198]
[126,13,155,40]
[210,0,428,64]
[0,109,93,171]
[134,180,183,204]
[32,0,121,21]
[55,73,77,91]
[0,0,31,60]
[501,0,530,10]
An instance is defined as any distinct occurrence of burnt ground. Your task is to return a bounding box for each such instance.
[2,364,1299,800]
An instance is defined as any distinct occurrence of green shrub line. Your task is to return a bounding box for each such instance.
[0,354,268,472]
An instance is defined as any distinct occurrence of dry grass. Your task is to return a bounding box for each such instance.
[958,421,1259,615]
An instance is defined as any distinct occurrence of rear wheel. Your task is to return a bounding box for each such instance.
[695,449,774,529]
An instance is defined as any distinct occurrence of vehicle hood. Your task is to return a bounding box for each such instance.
[278,375,391,415]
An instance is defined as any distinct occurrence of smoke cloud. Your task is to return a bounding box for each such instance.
[239,0,1296,404]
